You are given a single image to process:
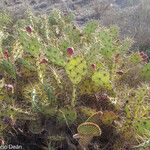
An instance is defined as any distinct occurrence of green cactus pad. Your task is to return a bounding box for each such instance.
[77,122,101,136]
[101,111,117,125]
[86,111,103,124]
[48,10,62,26]
[83,21,98,36]
[17,58,36,71]
[2,35,16,51]
[63,13,75,24]
[29,119,44,134]
[65,25,81,44]
[79,78,99,94]
[65,56,87,85]
[99,30,115,58]
[57,106,77,125]
[109,26,119,39]
[129,53,142,64]
[92,70,112,89]
[79,106,97,118]
[134,119,150,136]
[0,60,16,79]
[19,31,40,57]
[46,47,65,66]
[140,63,150,80]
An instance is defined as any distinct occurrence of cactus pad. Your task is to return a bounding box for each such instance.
[19,31,40,57]
[79,106,97,118]
[65,56,87,85]
[86,111,103,124]
[134,119,150,136]
[0,60,16,79]
[46,47,65,66]
[99,30,115,58]
[57,106,77,125]
[83,21,98,36]
[101,111,117,125]
[77,122,101,136]
[79,78,99,94]
[92,70,112,89]
[140,63,150,80]
[129,53,142,64]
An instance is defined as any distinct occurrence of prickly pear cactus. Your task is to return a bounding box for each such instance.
[46,47,65,67]
[65,56,87,85]
[77,122,101,149]
[78,78,99,94]
[109,25,119,39]
[0,60,16,79]
[134,119,150,137]
[79,106,97,118]
[86,111,103,124]
[92,70,112,90]
[57,106,77,125]
[18,31,41,57]
[101,111,117,125]
[16,58,37,78]
[140,63,150,80]
[129,52,142,64]
[99,30,116,58]
[83,21,98,37]
[77,122,101,136]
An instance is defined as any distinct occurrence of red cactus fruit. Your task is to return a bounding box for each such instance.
[91,64,96,70]
[0,139,5,145]
[67,47,74,57]
[139,51,145,56]
[3,49,9,60]
[139,51,149,63]
[39,58,48,64]
[26,26,32,34]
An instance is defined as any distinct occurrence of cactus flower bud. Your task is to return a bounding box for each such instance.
[91,64,96,70]
[139,51,149,63]
[3,49,9,60]
[26,26,32,34]
[39,58,48,64]
[139,51,145,56]
[67,47,74,57]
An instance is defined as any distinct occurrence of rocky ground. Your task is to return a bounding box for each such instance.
[0,0,150,53]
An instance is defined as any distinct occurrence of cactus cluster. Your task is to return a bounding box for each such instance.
[0,9,149,149]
